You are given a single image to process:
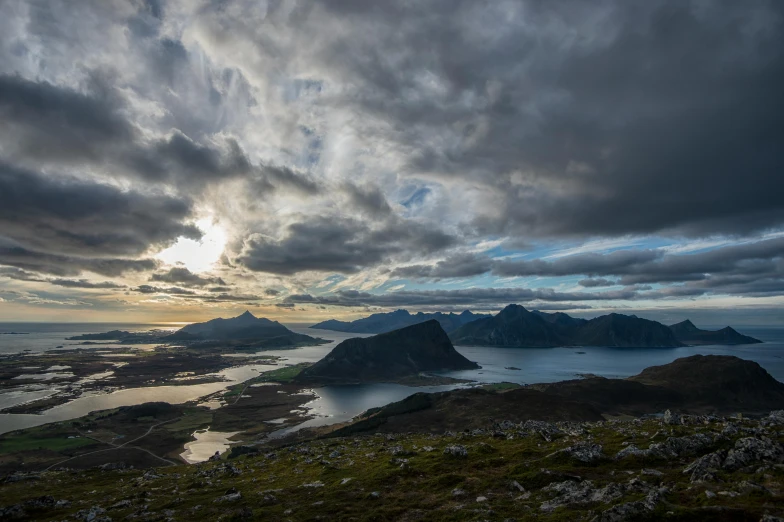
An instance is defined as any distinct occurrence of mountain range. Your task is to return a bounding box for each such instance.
[310,309,489,334]
[449,304,765,348]
[310,304,762,348]
[296,320,479,384]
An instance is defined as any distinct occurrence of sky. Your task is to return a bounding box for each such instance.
[0,0,782,325]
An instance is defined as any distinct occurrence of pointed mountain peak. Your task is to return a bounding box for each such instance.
[238,310,256,319]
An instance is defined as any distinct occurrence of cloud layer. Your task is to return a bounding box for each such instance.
[0,0,782,320]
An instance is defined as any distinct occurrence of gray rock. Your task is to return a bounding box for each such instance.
[723,437,784,470]
[663,409,680,425]
[614,445,648,460]
[561,442,604,463]
[683,451,725,483]
[443,444,468,458]
[764,411,784,426]
[596,487,668,522]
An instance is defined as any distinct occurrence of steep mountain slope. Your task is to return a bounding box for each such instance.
[449,304,570,347]
[572,313,683,347]
[669,320,762,345]
[296,320,479,383]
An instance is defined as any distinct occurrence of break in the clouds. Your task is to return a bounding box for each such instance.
[0,0,782,322]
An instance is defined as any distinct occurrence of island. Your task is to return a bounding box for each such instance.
[296,320,479,384]
[310,309,488,334]
[67,311,329,352]
[448,304,761,348]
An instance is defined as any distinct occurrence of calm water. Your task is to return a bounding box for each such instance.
[0,323,781,439]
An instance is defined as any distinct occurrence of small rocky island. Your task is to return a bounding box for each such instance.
[296,320,479,384]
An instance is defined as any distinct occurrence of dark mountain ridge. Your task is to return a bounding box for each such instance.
[296,320,479,384]
[167,311,321,346]
[449,304,760,348]
[310,309,489,334]
[669,319,762,345]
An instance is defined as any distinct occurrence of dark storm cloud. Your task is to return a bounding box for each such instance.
[126,131,252,186]
[49,279,126,289]
[388,238,784,295]
[0,240,159,277]
[284,286,638,308]
[579,278,617,288]
[260,164,322,196]
[0,73,255,190]
[306,0,784,237]
[150,267,226,287]
[0,73,133,163]
[0,161,200,257]
[389,253,493,280]
[0,267,45,282]
[234,217,455,275]
[342,183,392,217]
[134,285,196,295]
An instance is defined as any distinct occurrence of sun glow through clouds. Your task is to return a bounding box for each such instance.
[156,218,227,273]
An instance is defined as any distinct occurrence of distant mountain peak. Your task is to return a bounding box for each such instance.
[238,310,256,319]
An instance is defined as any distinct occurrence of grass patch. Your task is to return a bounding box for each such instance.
[0,435,94,454]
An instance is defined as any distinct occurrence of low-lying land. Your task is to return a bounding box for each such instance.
[0,349,279,414]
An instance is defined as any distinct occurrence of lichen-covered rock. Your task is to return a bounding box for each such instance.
[683,451,726,482]
[597,487,668,522]
[614,445,648,460]
[648,433,715,459]
[764,411,784,426]
[561,442,604,463]
[443,444,468,458]
[723,437,784,470]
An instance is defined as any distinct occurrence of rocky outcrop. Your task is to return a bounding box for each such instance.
[295,320,479,384]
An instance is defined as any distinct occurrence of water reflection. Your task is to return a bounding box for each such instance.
[180,429,241,463]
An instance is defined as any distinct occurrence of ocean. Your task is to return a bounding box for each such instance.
[1,323,782,437]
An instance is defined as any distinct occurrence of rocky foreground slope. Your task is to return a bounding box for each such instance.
[2,412,783,521]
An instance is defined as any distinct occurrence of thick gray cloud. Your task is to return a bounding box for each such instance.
[0,240,159,277]
[150,267,226,287]
[342,183,392,217]
[389,238,784,294]
[298,0,784,238]
[135,284,196,296]
[49,279,126,289]
[285,287,639,308]
[0,161,199,257]
[234,217,455,275]
[0,0,782,316]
